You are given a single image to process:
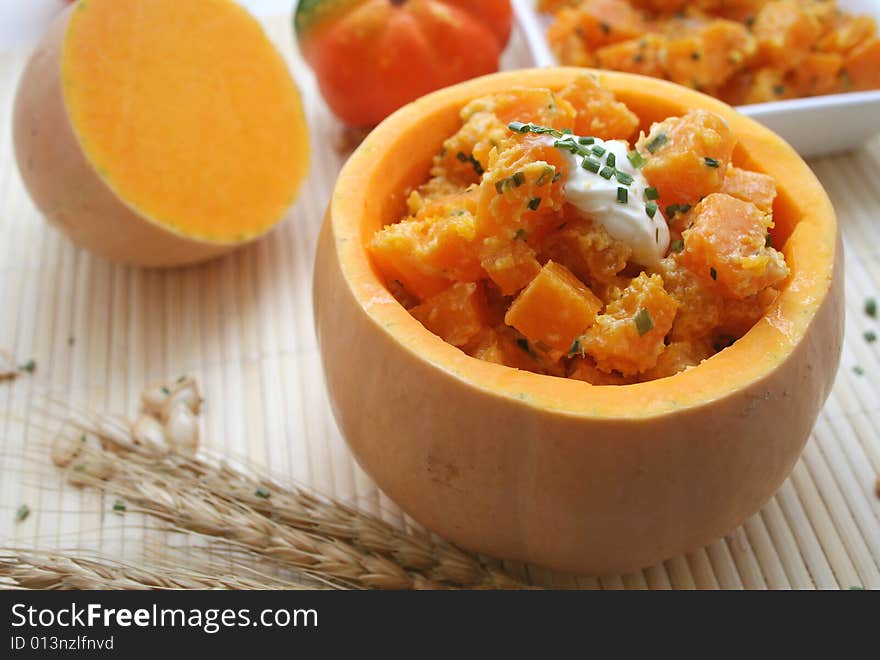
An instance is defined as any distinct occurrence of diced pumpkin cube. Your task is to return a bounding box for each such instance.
[370,209,483,300]
[680,193,789,299]
[540,215,632,285]
[505,261,603,353]
[470,326,565,376]
[718,286,780,335]
[462,87,576,131]
[547,8,597,68]
[742,67,792,104]
[752,1,821,68]
[845,38,880,91]
[431,111,506,186]
[477,137,569,237]
[651,255,724,342]
[595,35,667,79]
[578,273,678,375]
[720,166,777,211]
[639,340,713,380]
[817,14,877,54]
[411,282,487,348]
[664,20,755,91]
[480,235,542,295]
[558,0,649,50]
[568,356,635,384]
[557,74,640,140]
[637,109,736,206]
[788,52,843,97]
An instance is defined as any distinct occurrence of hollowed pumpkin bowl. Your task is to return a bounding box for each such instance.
[313,68,843,576]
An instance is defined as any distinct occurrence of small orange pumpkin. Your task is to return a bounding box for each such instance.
[294,0,513,127]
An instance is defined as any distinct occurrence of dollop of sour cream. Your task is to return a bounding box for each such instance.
[539,134,669,266]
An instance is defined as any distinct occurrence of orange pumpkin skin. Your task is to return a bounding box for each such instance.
[314,69,843,575]
[295,0,512,127]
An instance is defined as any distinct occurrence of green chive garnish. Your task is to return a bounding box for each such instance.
[19,360,36,374]
[527,197,541,211]
[255,487,271,498]
[512,171,525,187]
[710,267,718,280]
[16,505,30,523]
[865,298,876,318]
[645,201,658,218]
[599,166,614,180]
[617,187,628,204]
[578,137,595,145]
[865,330,877,343]
[634,309,653,336]
[646,132,668,153]
[582,157,601,173]
[670,239,684,253]
[704,157,720,168]
[644,187,659,200]
[627,150,647,168]
[508,121,529,133]
[615,171,634,185]
[853,365,865,376]
[514,228,527,241]
[113,501,126,513]
[456,151,468,162]
[606,152,616,168]
[765,233,772,248]
[567,338,583,358]
[591,145,606,157]
[536,166,555,186]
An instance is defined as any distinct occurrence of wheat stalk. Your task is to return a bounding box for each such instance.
[0,549,321,591]
[49,411,526,589]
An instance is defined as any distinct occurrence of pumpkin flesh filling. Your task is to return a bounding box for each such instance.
[368,75,791,384]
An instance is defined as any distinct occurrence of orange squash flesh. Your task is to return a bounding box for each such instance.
[62,0,307,242]
[314,69,843,574]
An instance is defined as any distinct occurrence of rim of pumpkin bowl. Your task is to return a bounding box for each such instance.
[322,67,842,420]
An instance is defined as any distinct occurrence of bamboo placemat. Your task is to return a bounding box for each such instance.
[1,16,878,590]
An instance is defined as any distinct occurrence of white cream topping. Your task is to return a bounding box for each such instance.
[540,135,669,266]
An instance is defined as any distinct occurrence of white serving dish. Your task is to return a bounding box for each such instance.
[512,0,880,157]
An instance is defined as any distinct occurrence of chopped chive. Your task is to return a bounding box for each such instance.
[514,228,527,241]
[578,136,595,145]
[469,155,484,176]
[591,145,606,157]
[765,233,772,248]
[710,267,718,280]
[627,150,647,168]
[582,157,601,173]
[617,187,628,204]
[161,386,170,395]
[646,132,668,153]
[773,85,786,96]
[552,171,562,183]
[853,365,864,376]
[512,171,525,187]
[599,21,611,35]
[670,239,685,253]
[681,204,691,213]
[691,51,701,60]
[516,338,531,353]
[666,204,680,216]
[19,360,36,374]
[615,170,633,185]
[645,201,658,218]
[655,227,659,243]
[634,309,653,336]
[562,127,573,134]
[865,298,877,318]
[113,500,126,513]
[644,187,659,200]
[567,338,583,358]
[606,152,616,168]
[527,197,542,211]
[704,157,720,168]
[16,505,30,523]
[865,330,877,343]
[456,151,468,162]
[255,487,271,498]
[599,166,615,180]
[508,121,529,133]
[536,166,555,186]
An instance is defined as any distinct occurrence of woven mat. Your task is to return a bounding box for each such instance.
[1,16,879,590]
